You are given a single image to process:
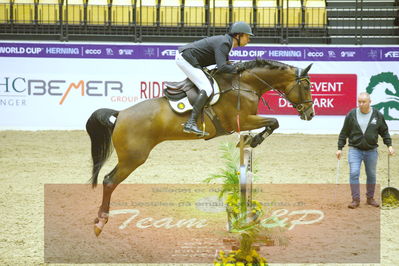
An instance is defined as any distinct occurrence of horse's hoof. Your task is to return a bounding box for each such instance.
[250,135,264,148]
[94,224,102,237]
[93,216,108,237]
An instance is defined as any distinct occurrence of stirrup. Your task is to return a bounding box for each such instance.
[183,122,209,136]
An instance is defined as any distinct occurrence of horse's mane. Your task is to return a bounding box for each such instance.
[235,59,295,71]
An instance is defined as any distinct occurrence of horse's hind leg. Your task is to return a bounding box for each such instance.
[94,149,150,237]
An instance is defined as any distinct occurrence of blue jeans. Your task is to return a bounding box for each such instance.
[348,147,378,200]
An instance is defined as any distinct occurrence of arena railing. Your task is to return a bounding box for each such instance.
[0,0,396,45]
[327,0,398,45]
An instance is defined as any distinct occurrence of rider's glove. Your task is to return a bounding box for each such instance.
[235,63,246,73]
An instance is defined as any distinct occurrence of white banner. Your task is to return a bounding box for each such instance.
[1,42,398,134]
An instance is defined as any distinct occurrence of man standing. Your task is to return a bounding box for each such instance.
[336,92,395,209]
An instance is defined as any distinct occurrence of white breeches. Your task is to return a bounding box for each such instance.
[175,52,213,97]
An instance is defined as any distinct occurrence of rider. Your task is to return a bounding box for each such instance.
[176,21,253,136]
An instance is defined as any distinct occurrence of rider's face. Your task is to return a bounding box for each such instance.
[239,34,251,46]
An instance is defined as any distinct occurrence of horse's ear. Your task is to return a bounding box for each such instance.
[301,63,313,76]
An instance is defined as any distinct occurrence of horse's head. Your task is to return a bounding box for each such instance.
[235,59,315,120]
[284,64,314,120]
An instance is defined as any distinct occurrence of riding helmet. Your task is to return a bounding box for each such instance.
[229,21,254,36]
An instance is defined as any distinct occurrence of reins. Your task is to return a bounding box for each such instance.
[214,75,269,109]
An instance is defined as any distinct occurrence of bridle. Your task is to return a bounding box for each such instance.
[214,66,313,116]
[248,68,313,114]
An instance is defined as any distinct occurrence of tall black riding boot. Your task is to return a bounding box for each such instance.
[183,90,209,136]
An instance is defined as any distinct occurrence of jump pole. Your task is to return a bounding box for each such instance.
[239,133,253,221]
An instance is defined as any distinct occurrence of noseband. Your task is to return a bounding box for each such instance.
[249,68,313,114]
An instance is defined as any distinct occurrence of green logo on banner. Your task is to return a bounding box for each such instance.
[366,72,399,120]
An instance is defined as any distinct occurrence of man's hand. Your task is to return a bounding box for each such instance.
[336,150,342,160]
[235,63,246,73]
[388,146,395,156]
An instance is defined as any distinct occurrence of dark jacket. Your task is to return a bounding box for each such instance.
[338,108,392,150]
[178,34,237,73]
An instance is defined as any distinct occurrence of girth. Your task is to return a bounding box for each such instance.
[204,106,232,139]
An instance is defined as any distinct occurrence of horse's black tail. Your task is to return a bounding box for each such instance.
[86,108,119,188]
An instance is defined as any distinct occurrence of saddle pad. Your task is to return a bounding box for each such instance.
[167,77,221,114]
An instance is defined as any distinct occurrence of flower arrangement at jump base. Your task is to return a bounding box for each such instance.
[214,249,267,266]
[204,142,268,266]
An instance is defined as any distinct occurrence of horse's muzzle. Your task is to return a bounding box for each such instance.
[300,108,315,121]
[298,104,315,121]
[300,109,315,121]
[302,112,314,121]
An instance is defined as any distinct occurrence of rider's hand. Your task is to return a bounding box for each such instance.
[235,63,246,73]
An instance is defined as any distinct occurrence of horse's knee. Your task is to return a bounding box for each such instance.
[271,119,279,130]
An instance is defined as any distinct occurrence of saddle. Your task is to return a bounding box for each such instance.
[163,75,229,138]
[164,78,200,106]
[163,76,220,113]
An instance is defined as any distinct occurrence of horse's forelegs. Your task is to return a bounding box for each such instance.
[242,116,279,148]
[94,152,150,237]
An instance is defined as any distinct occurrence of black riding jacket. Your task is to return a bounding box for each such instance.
[338,108,392,150]
[178,34,237,73]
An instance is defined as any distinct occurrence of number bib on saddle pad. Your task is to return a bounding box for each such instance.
[164,77,221,113]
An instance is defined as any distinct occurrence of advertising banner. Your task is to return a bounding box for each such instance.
[259,74,357,115]
[1,42,398,132]
[1,42,398,61]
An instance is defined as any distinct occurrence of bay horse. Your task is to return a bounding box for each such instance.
[86,59,314,236]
